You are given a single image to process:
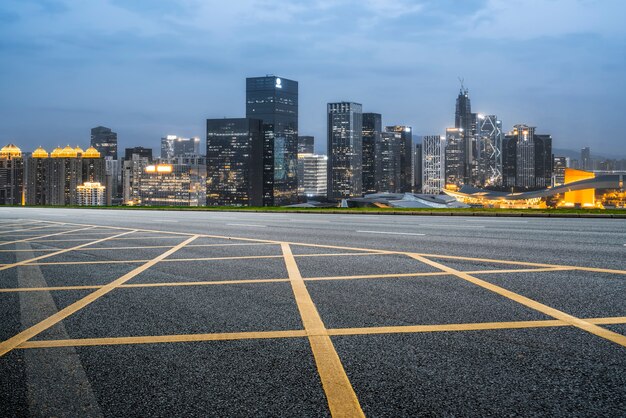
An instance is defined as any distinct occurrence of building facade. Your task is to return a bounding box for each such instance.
[206,118,264,206]
[454,87,476,185]
[125,147,153,161]
[327,102,363,199]
[385,126,413,192]
[138,161,206,207]
[445,128,465,187]
[297,136,314,155]
[122,150,152,205]
[422,135,445,194]
[376,131,402,193]
[298,154,328,197]
[77,182,106,206]
[414,143,422,193]
[0,144,24,205]
[503,125,553,189]
[25,147,49,205]
[91,126,118,160]
[362,113,382,194]
[161,136,201,159]
[475,114,503,187]
[246,76,298,206]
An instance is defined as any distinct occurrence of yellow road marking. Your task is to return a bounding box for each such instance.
[0,224,57,235]
[281,243,365,418]
[0,235,198,357]
[0,230,136,272]
[0,226,96,247]
[15,317,626,350]
[408,253,626,348]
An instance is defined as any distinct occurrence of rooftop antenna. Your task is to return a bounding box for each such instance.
[458,77,466,94]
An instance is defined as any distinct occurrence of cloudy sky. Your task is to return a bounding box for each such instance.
[1,0,625,156]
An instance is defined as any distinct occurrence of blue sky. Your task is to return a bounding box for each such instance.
[1,0,625,156]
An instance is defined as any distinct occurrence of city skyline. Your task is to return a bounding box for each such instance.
[1,1,625,156]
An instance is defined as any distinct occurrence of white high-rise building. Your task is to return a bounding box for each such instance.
[422,135,445,194]
[298,153,328,197]
[76,182,106,206]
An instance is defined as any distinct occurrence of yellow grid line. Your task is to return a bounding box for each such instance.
[0,266,582,293]
[0,235,199,357]
[408,253,626,348]
[0,225,97,247]
[14,316,626,349]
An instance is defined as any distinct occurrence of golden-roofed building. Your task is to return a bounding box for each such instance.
[82,146,101,158]
[74,146,84,156]
[0,143,22,158]
[51,145,79,158]
[31,147,49,158]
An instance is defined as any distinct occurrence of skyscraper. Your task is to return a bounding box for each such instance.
[502,125,553,189]
[161,136,201,159]
[125,147,153,161]
[385,126,413,192]
[138,160,206,207]
[475,114,503,187]
[377,131,402,193]
[90,126,118,160]
[25,147,49,205]
[206,118,264,206]
[362,113,382,194]
[246,76,298,206]
[445,128,465,187]
[581,147,591,171]
[414,143,423,193]
[553,156,567,186]
[298,154,328,197]
[327,102,363,199]
[46,146,84,205]
[297,136,314,155]
[454,86,477,185]
[122,151,151,205]
[0,144,24,205]
[422,135,445,194]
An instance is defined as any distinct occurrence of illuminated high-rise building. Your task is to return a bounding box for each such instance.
[138,160,206,207]
[553,156,567,186]
[206,118,264,207]
[81,146,106,184]
[0,144,24,205]
[46,146,83,205]
[161,136,201,159]
[327,102,363,199]
[25,147,49,205]
[503,125,553,189]
[581,147,591,171]
[422,135,445,194]
[298,153,328,197]
[76,182,106,206]
[414,143,423,193]
[385,126,413,192]
[454,86,477,185]
[445,128,465,187]
[91,126,118,160]
[246,75,298,206]
[475,114,503,187]
[377,131,402,193]
[362,113,382,194]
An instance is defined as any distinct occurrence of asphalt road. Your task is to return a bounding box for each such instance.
[0,207,625,417]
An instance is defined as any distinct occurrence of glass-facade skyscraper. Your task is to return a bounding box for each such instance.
[246,76,298,206]
[385,126,413,192]
[327,102,363,199]
[90,126,118,160]
[502,125,553,189]
[206,118,264,207]
[362,113,381,194]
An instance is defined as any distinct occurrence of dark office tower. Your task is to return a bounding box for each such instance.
[454,86,477,184]
[581,147,591,171]
[90,126,118,160]
[206,118,264,207]
[125,147,153,161]
[26,147,49,205]
[0,144,24,205]
[385,126,413,192]
[502,125,552,189]
[475,114,503,187]
[298,136,314,155]
[377,131,402,193]
[327,102,363,199]
[246,76,298,206]
[362,113,382,194]
[161,136,201,159]
[414,143,422,193]
[445,128,465,187]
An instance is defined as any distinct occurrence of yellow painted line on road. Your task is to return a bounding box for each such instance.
[0,230,136,272]
[282,243,365,418]
[16,317,626,350]
[408,253,626,348]
[0,226,95,247]
[19,330,308,349]
[0,235,198,357]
